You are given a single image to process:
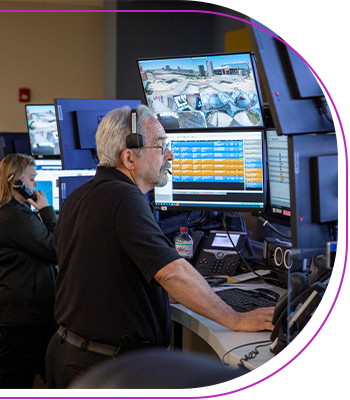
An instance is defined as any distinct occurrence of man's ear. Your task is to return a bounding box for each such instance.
[120,148,136,171]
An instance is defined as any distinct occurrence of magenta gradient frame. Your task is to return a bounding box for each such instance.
[0,10,350,399]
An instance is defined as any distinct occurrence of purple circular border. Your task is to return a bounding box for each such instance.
[0,10,350,399]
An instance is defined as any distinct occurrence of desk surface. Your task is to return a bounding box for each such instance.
[171,304,329,372]
[170,303,275,370]
[170,273,287,370]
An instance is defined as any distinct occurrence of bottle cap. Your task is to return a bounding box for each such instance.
[180,227,188,233]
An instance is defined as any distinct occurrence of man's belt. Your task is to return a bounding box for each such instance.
[58,326,120,357]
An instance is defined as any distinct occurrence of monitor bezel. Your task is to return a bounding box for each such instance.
[152,128,267,213]
[24,104,61,160]
[136,51,265,133]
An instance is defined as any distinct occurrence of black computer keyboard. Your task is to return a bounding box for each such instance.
[216,288,279,312]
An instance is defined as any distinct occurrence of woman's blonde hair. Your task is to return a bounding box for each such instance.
[0,153,36,208]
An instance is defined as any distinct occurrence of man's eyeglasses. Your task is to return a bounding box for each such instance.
[142,142,170,155]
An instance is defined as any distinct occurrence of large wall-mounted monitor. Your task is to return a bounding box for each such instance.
[288,133,338,259]
[55,98,141,170]
[247,20,334,135]
[137,52,264,131]
[34,159,95,212]
[25,104,60,158]
[154,130,265,212]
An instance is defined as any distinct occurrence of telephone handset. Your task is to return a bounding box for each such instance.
[13,180,37,202]
[271,258,333,349]
[271,272,309,335]
[270,272,328,355]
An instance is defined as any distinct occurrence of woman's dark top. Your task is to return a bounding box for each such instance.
[0,198,57,325]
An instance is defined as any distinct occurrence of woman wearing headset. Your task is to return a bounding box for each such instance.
[0,153,57,388]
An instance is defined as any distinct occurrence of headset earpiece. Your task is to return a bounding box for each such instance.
[126,109,144,149]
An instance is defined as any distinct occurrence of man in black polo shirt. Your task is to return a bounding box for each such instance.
[46,105,274,388]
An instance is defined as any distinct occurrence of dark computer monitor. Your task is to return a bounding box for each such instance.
[58,175,93,210]
[153,129,266,212]
[0,132,31,160]
[288,133,338,259]
[265,129,290,221]
[55,98,142,170]
[59,175,151,212]
[34,159,95,212]
[137,52,264,131]
[25,104,60,158]
[247,20,334,135]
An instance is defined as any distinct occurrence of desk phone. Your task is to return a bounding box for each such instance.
[192,230,247,276]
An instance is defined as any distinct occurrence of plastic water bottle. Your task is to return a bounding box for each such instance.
[175,227,193,261]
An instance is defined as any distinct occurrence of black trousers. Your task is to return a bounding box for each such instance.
[0,325,55,389]
[45,332,112,389]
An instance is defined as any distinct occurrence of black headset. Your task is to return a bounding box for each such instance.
[126,109,144,149]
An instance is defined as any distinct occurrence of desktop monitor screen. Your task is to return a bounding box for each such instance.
[0,132,31,160]
[34,159,95,212]
[266,129,291,219]
[154,130,265,212]
[137,52,264,131]
[25,104,60,157]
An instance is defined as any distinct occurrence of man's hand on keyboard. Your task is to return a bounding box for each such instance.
[235,307,275,332]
